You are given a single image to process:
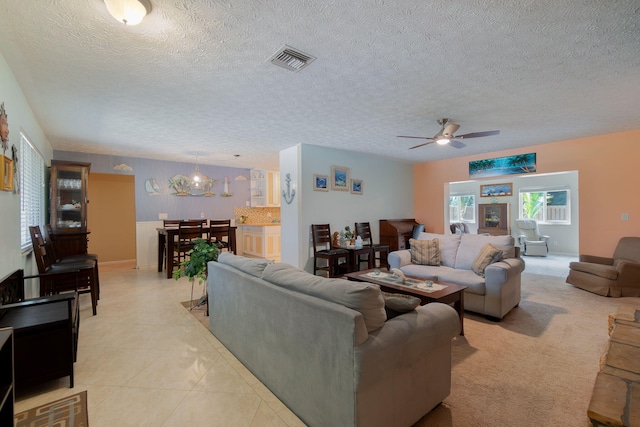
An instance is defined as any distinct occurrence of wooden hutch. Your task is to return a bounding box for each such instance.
[379,218,421,252]
[478,203,511,236]
[49,160,91,257]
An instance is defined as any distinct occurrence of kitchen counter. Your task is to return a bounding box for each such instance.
[237,224,281,261]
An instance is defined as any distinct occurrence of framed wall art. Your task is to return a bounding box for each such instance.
[469,153,536,178]
[480,182,512,197]
[331,166,350,191]
[350,179,363,195]
[313,174,328,191]
[1,156,13,191]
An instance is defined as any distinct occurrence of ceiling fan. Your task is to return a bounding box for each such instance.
[398,118,500,150]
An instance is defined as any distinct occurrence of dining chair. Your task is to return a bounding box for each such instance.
[208,219,233,253]
[311,224,349,277]
[172,220,204,269]
[29,225,98,315]
[354,222,390,270]
[44,223,100,300]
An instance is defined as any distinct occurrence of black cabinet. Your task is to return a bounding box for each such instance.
[0,328,14,425]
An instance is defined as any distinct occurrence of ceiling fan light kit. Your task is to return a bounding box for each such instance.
[398,118,500,150]
[104,0,151,25]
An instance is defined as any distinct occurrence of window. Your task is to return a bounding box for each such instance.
[519,188,570,224]
[20,132,45,251]
[449,194,475,223]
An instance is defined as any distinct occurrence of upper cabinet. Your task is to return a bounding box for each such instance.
[251,169,280,207]
[50,160,91,232]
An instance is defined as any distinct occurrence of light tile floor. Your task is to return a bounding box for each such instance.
[15,262,305,427]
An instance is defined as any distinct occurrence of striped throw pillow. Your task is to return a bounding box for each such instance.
[410,238,441,266]
[471,243,503,277]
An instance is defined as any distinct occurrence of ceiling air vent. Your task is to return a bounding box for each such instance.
[268,45,316,72]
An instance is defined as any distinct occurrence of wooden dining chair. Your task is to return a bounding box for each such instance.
[208,219,233,253]
[173,220,204,269]
[29,225,99,315]
[355,222,390,270]
[311,224,349,277]
[44,223,100,300]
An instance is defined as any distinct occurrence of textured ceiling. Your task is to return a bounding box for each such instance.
[0,0,639,170]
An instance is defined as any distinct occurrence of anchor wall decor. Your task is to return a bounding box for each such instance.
[281,173,295,204]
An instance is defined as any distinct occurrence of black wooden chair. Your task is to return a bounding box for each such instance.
[208,219,233,253]
[29,225,98,315]
[44,223,100,300]
[311,224,349,277]
[355,222,390,270]
[173,220,204,268]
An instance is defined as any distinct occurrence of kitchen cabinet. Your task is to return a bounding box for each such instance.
[49,160,91,256]
[250,170,280,207]
[240,225,281,261]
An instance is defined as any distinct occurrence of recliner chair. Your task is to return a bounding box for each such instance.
[515,219,550,256]
[566,237,640,297]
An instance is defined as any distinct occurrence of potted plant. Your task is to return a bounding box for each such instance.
[341,226,355,246]
[173,238,221,307]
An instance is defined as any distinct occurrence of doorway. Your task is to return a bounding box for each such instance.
[87,173,136,263]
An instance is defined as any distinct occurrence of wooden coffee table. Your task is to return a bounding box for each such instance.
[345,269,467,335]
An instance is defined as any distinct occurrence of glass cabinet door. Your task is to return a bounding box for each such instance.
[50,160,91,232]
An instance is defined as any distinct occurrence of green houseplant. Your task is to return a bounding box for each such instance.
[172,238,221,284]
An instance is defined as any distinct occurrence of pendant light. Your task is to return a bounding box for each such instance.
[190,154,204,189]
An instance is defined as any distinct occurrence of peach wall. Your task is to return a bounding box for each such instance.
[414,130,640,257]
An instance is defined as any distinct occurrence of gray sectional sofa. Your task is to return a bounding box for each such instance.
[207,252,461,427]
[389,233,525,320]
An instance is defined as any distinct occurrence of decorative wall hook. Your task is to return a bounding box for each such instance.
[282,173,295,204]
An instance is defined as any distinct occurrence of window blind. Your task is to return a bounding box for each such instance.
[20,132,45,252]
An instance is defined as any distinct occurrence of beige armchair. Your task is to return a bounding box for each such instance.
[566,237,640,297]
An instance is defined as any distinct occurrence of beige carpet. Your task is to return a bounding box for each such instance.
[185,274,640,426]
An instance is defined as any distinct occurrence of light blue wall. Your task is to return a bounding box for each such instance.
[54,150,251,222]
[0,53,53,280]
[280,144,414,272]
[449,171,579,255]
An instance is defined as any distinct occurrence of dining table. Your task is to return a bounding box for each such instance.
[157,226,237,279]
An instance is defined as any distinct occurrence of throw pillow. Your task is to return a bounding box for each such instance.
[382,291,421,320]
[410,238,441,266]
[471,243,503,277]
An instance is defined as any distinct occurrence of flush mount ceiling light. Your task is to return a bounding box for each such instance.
[104,0,151,25]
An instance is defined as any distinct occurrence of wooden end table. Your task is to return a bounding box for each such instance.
[345,269,467,335]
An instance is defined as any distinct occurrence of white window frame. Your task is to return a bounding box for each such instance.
[20,131,46,252]
[449,194,476,223]
[519,187,571,225]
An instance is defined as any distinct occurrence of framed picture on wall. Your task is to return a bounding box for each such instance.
[1,156,13,191]
[331,166,350,191]
[351,179,363,195]
[313,174,328,191]
[480,182,512,197]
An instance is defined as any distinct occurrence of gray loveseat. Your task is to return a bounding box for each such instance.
[207,252,460,427]
[389,233,525,319]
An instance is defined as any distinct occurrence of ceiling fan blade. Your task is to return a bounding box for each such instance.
[442,123,460,138]
[397,135,435,140]
[449,140,466,149]
[409,141,435,150]
[456,130,500,139]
